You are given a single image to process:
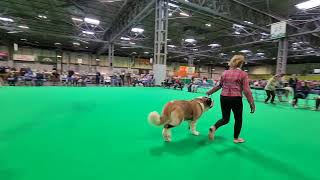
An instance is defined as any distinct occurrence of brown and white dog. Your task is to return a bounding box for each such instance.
[148,97,214,142]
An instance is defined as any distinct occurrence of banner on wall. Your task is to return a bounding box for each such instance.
[77,58,82,64]
[13,54,35,61]
[0,51,8,61]
[176,66,197,77]
[38,56,57,64]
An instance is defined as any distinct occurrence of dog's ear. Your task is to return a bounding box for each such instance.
[205,97,214,108]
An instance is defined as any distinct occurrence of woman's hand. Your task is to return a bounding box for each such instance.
[250,103,256,113]
[206,91,212,96]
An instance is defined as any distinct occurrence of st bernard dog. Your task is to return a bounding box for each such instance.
[148,96,214,142]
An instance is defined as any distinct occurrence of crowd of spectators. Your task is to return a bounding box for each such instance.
[0,65,155,87]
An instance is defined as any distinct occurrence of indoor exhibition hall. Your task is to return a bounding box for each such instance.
[0,0,319,180]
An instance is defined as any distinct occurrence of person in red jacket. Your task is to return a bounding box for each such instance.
[206,55,255,143]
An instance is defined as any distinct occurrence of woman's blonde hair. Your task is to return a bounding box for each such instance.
[228,55,245,68]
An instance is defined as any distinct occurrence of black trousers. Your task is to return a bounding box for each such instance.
[214,96,243,139]
[316,98,320,109]
[265,90,275,103]
[292,93,306,105]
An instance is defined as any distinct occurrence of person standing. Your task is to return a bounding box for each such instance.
[206,55,255,143]
[264,75,280,104]
[95,72,101,86]
[289,76,298,95]
[292,81,310,108]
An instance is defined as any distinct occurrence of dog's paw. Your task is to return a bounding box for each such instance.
[192,131,200,136]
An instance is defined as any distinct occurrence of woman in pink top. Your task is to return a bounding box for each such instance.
[206,55,255,143]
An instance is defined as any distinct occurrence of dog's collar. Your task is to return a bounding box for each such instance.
[195,101,205,113]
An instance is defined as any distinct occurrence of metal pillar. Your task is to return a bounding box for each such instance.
[108,43,114,73]
[188,55,194,67]
[276,38,288,75]
[153,0,169,85]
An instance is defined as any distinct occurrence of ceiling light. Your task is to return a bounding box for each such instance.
[295,0,320,10]
[20,39,27,41]
[167,39,171,41]
[208,43,221,48]
[256,53,265,56]
[168,45,176,48]
[293,47,298,50]
[54,42,61,45]
[232,51,236,53]
[169,13,173,17]
[233,24,244,28]
[185,38,196,43]
[72,17,83,22]
[73,42,80,46]
[121,46,131,49]
[96,58,100,61]
[234,31,241,35]
[0,17,14,22]
[168,3,179,8]
[192,48,198,51]
[18,25,29,29]
[244,21,253,25]
[84,17,100,25]
[38,15,47,19]
[7,31,21,34]
[144,52,149,54]
[82,30,95,35]
[212,69,215,70]
[240,50,251,53]
[260,32,269,36]
[57,55,62,58]
[129,42,136,45]
[131,27,144,33]
[205,23,212,27]
[85,46,89,49]
[120,37,131,41]
[179,12,190,17]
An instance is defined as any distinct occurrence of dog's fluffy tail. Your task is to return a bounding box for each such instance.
[148,111,163,126]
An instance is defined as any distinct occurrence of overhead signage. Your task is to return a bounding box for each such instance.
[271,21,287,39]
[13,54,35,61]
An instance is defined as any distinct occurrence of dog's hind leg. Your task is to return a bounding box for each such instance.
[162,110,183,142]
[189,121,200,136]
[162,124,175,142]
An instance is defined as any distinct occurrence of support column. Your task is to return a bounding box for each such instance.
[153,0,169,85]
[276,38,288,75]
[188,55,194,67]
[8,43,15,67]
[108,43,114,74]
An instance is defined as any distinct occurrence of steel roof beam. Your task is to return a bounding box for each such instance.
[97,0,156,55]
[174,0,270,32]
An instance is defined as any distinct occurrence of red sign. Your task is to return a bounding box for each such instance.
[0,51,8,57]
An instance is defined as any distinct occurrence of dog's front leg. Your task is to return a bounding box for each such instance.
[189,121,200,136]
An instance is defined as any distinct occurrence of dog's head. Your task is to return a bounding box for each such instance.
[196,96,214,109]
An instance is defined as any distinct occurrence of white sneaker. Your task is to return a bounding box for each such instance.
[234,138,245,143]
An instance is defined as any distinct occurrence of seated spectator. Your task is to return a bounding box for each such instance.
[51,69,60,86]
[173,78,184,90]
[67,70,75,86]
[314,96,320,111]
[35,72,45,86]
[292,81,310,108]
[104,75,111,86]
[7,71,17,86]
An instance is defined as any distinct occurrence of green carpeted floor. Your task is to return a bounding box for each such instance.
[0,87,319,180]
